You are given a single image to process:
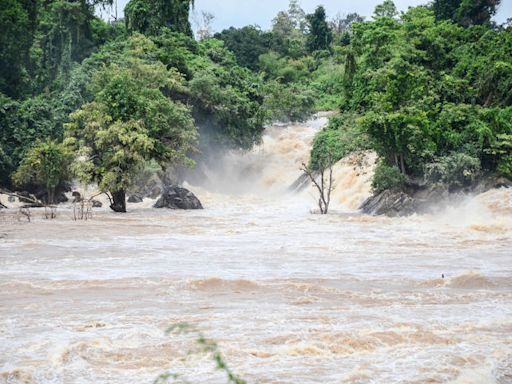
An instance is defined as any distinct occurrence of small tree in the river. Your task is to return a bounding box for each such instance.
[12,139,71,204]
[64,53,197,213]
[301,154,334,214]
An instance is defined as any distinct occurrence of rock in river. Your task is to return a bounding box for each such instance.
[360,190,416,217]
[154,186,203,210]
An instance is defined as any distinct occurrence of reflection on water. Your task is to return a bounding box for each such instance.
[1,115,511,384]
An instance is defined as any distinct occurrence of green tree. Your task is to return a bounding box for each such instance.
[271,1,307,57]
[29,0,115,93]
[493,134,512,178]
[372,161,406,192]
[214,26,272,70]
[125,0,194,36]
[432,0,462,21]
[0,0,36,97]
[456,0,501,26]
[306,6,333,53]
[12,139,71,204]
[65,59,197,212]
[373,0,398,18]
[433,0,501,26]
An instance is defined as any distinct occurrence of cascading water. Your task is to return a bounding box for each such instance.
[1,115,511,384]
[186,113,377,212]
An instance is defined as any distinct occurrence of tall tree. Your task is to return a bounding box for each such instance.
[456,0,501,26]
[432,0,462,21]
[330,12,365,35]
[433,0,501,25]
[0,0,37,97]
[306,6,333,52]
[373,0,398,18]
[125,0,194,36]
[214,26,271,70]
[269,0,308,57]
[287,0,307,33]
[65,47,197,212]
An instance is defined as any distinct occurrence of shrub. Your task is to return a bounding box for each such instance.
[263,81,315,122]
[371,161,406,193]
[424,152,481,189]
[12,139,71,204]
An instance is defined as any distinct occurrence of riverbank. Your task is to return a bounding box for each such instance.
[360,175,512,217]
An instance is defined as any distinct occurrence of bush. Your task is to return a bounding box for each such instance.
[497,155,512,179]
[263,81,315,122]
[12,139,71,204]
[372,161,406,193]
[424,152,481,189]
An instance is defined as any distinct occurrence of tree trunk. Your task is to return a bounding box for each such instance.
[47,187,55,205]
[400,154,406,176]
[110,189,126,213]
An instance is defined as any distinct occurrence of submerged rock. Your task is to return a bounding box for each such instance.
[127,193,144,203]
[72,191,81,203]
[154,186,203,210]
[148,185,162,199]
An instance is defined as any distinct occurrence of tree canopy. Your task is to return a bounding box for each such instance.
[1,0,510,208]
[125,0,194,36]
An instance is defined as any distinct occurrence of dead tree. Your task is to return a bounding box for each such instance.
[300,156,334,214]
[72,191,106,221]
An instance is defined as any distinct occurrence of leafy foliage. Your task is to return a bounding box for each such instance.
[317,5,512,191]
[156,323,247,384]
[214,26,272,70]
[425,153,481,189]
[373,0,398,18]
[310,113,370,170]
[306,6,333,53]
[2,0,511,202]
[372,161,406,193]
[125,0,194,36]
[12,139,71,204]
[64,57,197,207]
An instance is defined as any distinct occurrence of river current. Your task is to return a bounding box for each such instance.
[1,116,511,383]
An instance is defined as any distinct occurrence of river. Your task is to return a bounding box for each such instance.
[1,116,511,383]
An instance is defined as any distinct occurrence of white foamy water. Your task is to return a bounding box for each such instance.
[1,115,511,384]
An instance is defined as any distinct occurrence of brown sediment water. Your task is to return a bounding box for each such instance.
[1,115,511,383]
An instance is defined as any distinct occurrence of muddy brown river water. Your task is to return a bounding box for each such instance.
[1,117,511,383]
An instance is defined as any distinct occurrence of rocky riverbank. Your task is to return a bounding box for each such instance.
[360,175,512,217]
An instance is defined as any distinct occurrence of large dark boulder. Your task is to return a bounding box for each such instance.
[154,186,203,210]
[72,191,81,203]
[360,190,416,217]
[360,175,512,217]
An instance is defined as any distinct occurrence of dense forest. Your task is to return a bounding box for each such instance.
[0,0,511,212]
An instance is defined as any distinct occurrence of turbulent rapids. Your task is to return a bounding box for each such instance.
[1,115,512,384]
